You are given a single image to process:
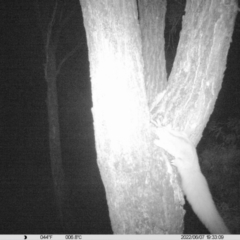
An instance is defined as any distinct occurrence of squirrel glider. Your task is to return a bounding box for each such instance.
[153,124,230,234]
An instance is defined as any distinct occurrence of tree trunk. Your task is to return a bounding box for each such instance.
[79,0,238,234]
[80,0,183,233]
[151,0,238,145]
[45,46,65,229]
[35,0,79,230]
[138,0,167,106]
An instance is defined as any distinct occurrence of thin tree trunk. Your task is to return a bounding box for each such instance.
[45,46,65,229]
[35,0,81,231]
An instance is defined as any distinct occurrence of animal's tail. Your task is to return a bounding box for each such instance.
[183,171,230,234]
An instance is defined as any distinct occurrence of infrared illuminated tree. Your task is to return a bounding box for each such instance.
[80,0,238,234]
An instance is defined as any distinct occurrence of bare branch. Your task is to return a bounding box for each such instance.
[57,7,77,42]
[56,44,81,75]
[46,0,59,51]
[52,1,78,52]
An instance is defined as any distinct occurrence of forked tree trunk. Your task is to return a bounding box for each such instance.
[80,0,183,233]
[80,0,238,234]
[138,0,167,105]
[35,0,81,229]
[35,0,65,228]
[150,0,238,145]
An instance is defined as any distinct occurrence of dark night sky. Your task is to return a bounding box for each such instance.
[1,0,240,235]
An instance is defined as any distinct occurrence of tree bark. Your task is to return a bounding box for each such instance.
[151,0,238,145]
[80,0,183,233]
[80,0,238,234]
[138,0,167,106]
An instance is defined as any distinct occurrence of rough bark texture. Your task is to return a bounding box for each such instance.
[80,0,183,234]
[151,0,238,144]
[138,0,167,106]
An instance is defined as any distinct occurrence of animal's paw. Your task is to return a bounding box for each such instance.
[153,124,197,164]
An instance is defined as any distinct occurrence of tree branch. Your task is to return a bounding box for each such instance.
[46,0,58,52]
[56,43,81,75]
